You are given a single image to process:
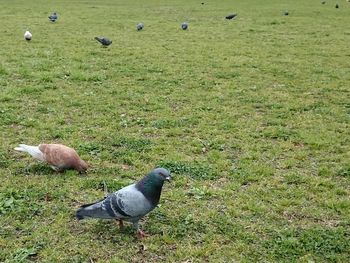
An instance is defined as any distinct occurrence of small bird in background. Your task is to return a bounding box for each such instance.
[335,3,339,8]
[181,22,188,30]
[14,143,88,173]
[48,12,58,22]
[225,13,237,20]
[321,1,326,4]
[284,11,289,16]
[136,23,144,31]
[24,31,32,41]
[95,36,112,47]
[76,168,171,238]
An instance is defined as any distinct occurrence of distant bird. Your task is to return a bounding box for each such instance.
[225,13,237,20]
[321,1,326,4]
[14,143,88,173]
[201,2,204,4]
[136,22,144,31]
[24,31,32,41]
[76,167,171,238]
[284,11,289,16]
[335,3,339,8]
[95,36,112,47]
[181,22,188,30]
[48,12,58,22]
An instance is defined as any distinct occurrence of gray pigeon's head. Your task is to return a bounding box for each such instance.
[151,167,171,181]
[136,23,144,31]
[136,167,171,205]
[181,22,188,30]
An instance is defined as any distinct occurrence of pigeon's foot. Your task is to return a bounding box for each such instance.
[116,219,124,229]
[50,165,64,172]
[136,229,148,238]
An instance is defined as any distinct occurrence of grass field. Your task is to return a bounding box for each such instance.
[1,0,349,262]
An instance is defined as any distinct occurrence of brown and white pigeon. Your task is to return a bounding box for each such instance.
[76,167,171,237]
[14,143,88,173]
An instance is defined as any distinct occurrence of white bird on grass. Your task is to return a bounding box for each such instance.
[24,31,32,41]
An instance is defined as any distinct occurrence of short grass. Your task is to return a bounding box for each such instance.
[1,0,349,262]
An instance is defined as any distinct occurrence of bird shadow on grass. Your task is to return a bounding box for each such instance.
[19,163,74,177]
[78,219,165,243]
[15,163,54,176]
[85,220,139,243]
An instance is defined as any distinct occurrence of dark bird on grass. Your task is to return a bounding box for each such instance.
[201,2,204,4]
[24,31,32,41]
[335,3,339,8]
[48,12,58,22]
[321,1,326,4]
[225,13,237,20]
[14,143,88,173]
[181,22,188,30]
[76,168,171,238]
[136,22,144,31]
[95,36,112,47]
[284,11,289,16]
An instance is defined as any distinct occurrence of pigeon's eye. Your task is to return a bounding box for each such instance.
[159,172,167,178]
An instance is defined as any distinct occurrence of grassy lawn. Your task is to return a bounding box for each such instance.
[0,0,349,262]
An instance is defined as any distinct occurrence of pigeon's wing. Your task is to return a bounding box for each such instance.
[39,144,79,169]
[103,38,112,45]
[76,197,114,219]
[102,184,153,220]
[95,37,103,44]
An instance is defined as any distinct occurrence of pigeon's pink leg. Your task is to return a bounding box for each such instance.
[116,219,124,229]
[137,229,148,238]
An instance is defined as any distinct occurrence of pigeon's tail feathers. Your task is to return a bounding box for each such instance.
[76,199,111,220]
[14,144,44,161]
[76,206,89,220]
[94,37,102,43]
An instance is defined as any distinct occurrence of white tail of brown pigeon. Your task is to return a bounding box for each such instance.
[14,143,88,173]
[14,144,44,161]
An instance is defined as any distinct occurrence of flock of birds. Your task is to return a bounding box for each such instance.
[23,1,346,45]
[18,1,348,238]
[23,12,190,46]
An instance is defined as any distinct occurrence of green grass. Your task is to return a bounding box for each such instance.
[1,0,349,261]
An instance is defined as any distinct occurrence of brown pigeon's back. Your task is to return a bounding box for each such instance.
[39,144,88,172]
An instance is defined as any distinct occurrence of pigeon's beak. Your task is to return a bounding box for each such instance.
[165,175,171,181]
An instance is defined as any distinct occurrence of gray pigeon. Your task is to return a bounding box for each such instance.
[136,23,144,31]
[225,13,237,20]
[48,12,58,22]
[94,37,112,47]
[76,167,171,237]
[181,22,188,30]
